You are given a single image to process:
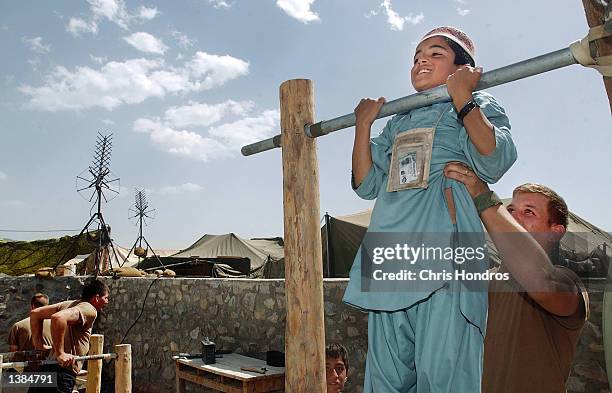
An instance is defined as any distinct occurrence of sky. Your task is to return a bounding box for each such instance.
[0,0,610,250]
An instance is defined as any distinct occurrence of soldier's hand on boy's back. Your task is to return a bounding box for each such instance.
[443,162,488,198]
[446,65,483,109]
[354,97,386,128]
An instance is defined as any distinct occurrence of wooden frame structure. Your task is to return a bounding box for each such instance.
[276,2,610,392]
[0,338,131,393]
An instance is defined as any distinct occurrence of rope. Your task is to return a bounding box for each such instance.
[570,25,612,77]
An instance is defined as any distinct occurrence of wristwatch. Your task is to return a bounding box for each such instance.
[457,98,480,121]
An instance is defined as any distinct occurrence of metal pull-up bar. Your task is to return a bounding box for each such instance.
[241,47,578,156]
[0,341,132,393]
[0,353,116,370]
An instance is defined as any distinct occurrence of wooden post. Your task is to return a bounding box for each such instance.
[86,334,104,393]
[280,79,326,393]
[114,344,132,393]
[582,0,612,113]
[175,362,185,393]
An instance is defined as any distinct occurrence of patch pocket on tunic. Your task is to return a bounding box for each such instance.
[387,127,435,192]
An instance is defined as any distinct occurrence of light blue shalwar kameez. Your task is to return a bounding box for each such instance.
[343,91,517,393]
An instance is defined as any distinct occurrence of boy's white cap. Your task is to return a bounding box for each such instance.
[419,26,475,64]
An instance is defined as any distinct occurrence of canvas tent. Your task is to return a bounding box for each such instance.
[322,202,612,280]
[321,210,370,278]
[61,244,178,275]
[137,233,284,278]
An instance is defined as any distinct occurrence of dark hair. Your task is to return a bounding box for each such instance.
[443,37,475,67]
[31,293,49,308]
[81,279,109,301]
[326,343,349,372]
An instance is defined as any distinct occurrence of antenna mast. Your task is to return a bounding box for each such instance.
[123,189,164,268]
[55,132,121,275]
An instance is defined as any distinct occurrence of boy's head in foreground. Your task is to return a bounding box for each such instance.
[326,343,349,393]
[411,26,475,92]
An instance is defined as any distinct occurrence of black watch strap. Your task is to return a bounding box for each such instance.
[457,98,479,121]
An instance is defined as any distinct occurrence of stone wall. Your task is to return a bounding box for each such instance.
[569,289,610,392]
[0,277,368,393]
[0,276,608,392]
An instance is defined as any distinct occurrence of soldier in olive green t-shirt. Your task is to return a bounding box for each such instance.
[8,293,53,359]
[445,164,589,393]
[28,279,110,393]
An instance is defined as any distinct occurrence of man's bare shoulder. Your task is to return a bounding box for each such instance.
[55,300,79,311]
[13,317,31,330]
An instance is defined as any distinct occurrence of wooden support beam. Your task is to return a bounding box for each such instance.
[175,362,185,393]
[86,334,103,393]
[280,79,327,393]
[582,0,612,113]
[114,344,132,393]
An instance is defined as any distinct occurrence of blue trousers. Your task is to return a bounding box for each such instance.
[364,288,484,393]
[26,365,76,393]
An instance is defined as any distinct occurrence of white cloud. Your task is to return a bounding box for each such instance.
[133,117,231,161]
[20,52,249,111]
[123,185,174,200]
[66,17,98,36]
[186,52,250,90]
[27,59,40,71]
[276,0,320,23]
[90,54,108,64]
[118,183,202,198]
[157,183,204,196]
[405,13,424,25]
[0,200,25,208]
[0,171,7,181]
[208,110,280,149]
[171,30,195,49]
[376,0,423,31]
[208,0,232,9]
[21,59,165,111]
[137,6,159,20]
[66,0,158,36]
[164,100,254,128]
[22,36,51,54]
[123,32,168,54]
[89,0,131,29]
[133,105,279,162]
[457,7,470,16]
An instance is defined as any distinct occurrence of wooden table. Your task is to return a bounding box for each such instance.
[175,353,285,393]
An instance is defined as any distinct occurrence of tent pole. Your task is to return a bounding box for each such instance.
[280,79,326,393]
[324,212,334,278]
